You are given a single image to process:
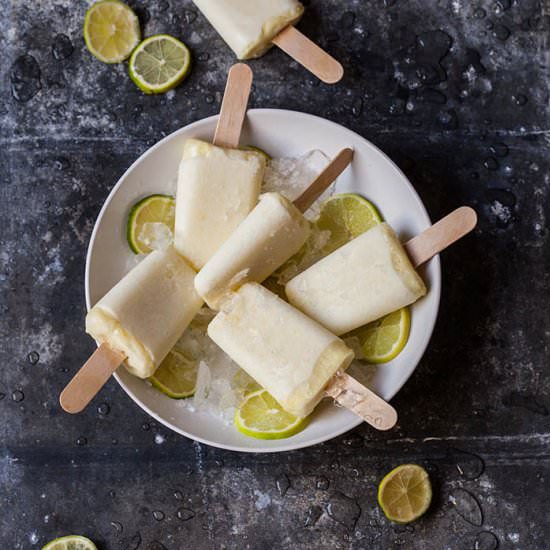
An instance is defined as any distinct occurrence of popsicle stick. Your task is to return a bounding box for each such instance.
[293,148,354,213]
[272,26,344,84]
[405,207,478,268]
[60,344,125,414]
[325,372,398,431]
[213,63,253,149]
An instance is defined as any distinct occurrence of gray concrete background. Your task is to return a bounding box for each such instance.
[1,0,549,548]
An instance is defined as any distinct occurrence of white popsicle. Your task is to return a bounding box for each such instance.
[286,223,427,335]
[86,247,203,378]
[174,138,266,270]
[208,282,355,418]
[193,0,304,60]
[194,192,310,308]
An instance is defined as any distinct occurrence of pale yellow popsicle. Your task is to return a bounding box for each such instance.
[285,223,427,335]
[86,247,203,378]
[208,282,354,417]
[174,139,266,270]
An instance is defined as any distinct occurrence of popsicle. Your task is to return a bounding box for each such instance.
[208,282,398,429]
[174,64,266,270]
[60,247,203,413]
[286,207,478,335]
[194,148,354,309]
[192,0,343,84]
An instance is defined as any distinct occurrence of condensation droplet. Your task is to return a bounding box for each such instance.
[10,55,41,102]
[152,510,165,521]
[27,351,40,365]
[11,390,24,402]
[52,34,74,60]
[97,403,110,415]
[474,530,499,550]
[449,488,483,526]
[177,508,195,521]
[276,474,290,496]
[304,505,323,527]
[110,520,123,533]
[76,436,87,446]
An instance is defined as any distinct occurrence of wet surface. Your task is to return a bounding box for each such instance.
[1,0,550,548]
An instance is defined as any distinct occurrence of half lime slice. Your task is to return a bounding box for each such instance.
[129,34,192,94]
[42,535,97,550]
[150,350,197,399]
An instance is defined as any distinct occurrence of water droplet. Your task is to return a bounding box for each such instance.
[0,393,5,401]
[109,490,116,498]
[52,34,74,60]
[330,460,340,471]
[437,109,458,129]
[10,55,41,102]
[197,52,210,62]
[493,24,511,41]
[450,449,485,480]
[148,542,168,550]
[97,403,110,415]
[171,14,180,25]
[316,476,330,490]
[142,422,151,431]
[112,438,118,445]
[489,143,508,158]
[340,11,355,28]
[76,436,87,446]
[110,520,123,533]
[389,98,405,116]
[124,532,142,550]
[351,97,363,118]
[54,157,70,171]
[484,20,494,30]
[158,1,169,12]
[449,488,483,526]
[152,510,165,521]
[205,95,215,104]
[27,351,39,365]
[177,507,195,521]
[174,490,184,500]
[503,164,513,176]
[342,433,363,448]
[474,8,487,18]
[304,505,323,527]
[183,9,197,24]
[494,0,511,12]
[483,157,499,170]
[11,390,24,402]
[276,474,290,496]
[474,531,499,550]
[513,94,528,106]
[326,492,361,530]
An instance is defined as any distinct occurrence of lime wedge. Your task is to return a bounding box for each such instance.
[150,350,197,399]
[378,464,432,523]
[350,307,411,364]
[129,34,192,94]
[235,389,307,440]
[127,194,175,254]
[84,0,140,63]
[315,193,382,255]
[42,535,97,550]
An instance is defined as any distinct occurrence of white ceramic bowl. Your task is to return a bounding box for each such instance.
[86,109,441,453]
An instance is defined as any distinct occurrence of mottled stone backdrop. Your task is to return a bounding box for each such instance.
[1,0,549,548]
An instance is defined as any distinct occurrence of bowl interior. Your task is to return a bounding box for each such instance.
[86,109,441,452]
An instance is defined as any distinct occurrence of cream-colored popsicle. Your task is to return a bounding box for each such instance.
[174,138,266,270]
[86,247,203,379]
[208,282,355,417]
[194,192,310,309]
[285,223,427,335]
[193,0,304,60]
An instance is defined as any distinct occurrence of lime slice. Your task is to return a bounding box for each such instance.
[350,307,411,364]
[242,145,272,162]
[129,34,192,94]
[150,350,197,399]
[84,0,140,63]
[127,194,175,254]
[42,535,97,550]
[235,389,307,440]
[315,193,382,255]
[378,464,432,523]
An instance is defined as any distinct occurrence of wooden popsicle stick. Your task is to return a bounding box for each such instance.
[325,372,398,431]
[213,63,253,149]
[404,206,478,268]
[272,26,344,84]
[293,148,354,213]
[60,343,125,414]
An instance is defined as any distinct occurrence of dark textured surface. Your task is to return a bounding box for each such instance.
[1,0,550,548]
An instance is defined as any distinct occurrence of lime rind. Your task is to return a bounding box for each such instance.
[149,350,197,399]
[378,464,432,523]
[127,194,175,254]
[84,0,141,64]
[235,389,308,440]
[129,34,192,94]
[42,535,97,550]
